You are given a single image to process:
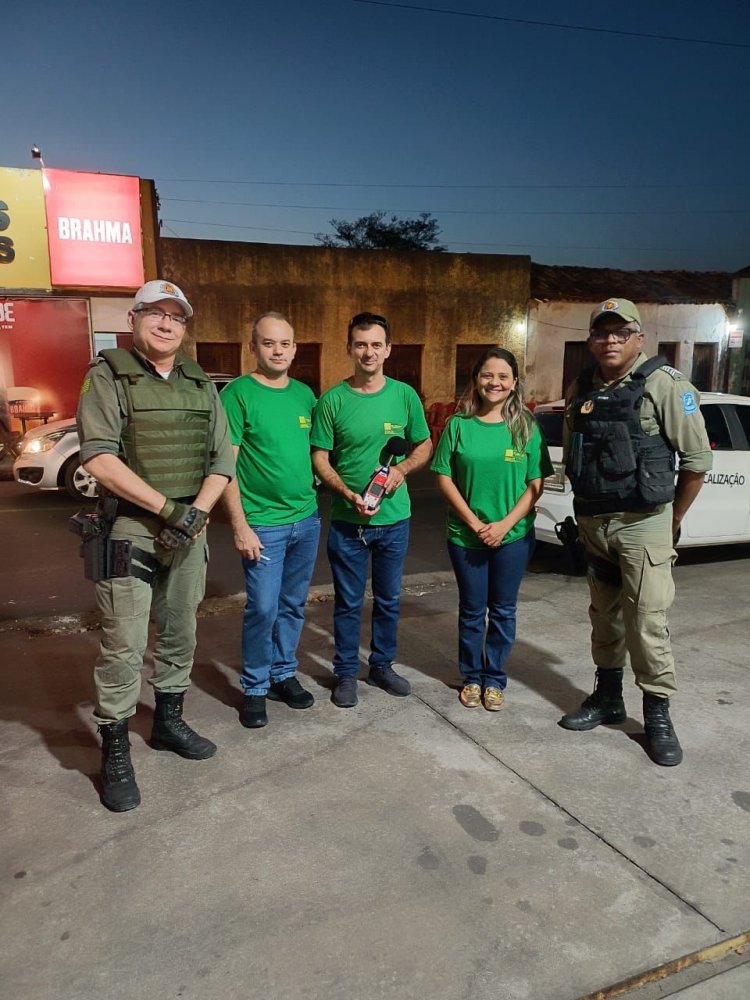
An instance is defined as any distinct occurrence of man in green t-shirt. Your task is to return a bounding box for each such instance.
[221,313,320,729]
[311,312,432,708]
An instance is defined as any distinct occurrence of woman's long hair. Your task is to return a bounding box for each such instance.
[457,346,533,453]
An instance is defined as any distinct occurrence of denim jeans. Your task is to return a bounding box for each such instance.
[447,530,535,689]
[327,519,410,677]
[240,511,321,695]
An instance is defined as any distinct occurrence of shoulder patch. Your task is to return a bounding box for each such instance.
[681,390,698,415]
[659,365,684,380]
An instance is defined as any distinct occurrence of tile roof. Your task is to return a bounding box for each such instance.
[531,264,734,304]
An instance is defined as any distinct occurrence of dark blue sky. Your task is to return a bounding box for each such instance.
[7,0,750,271]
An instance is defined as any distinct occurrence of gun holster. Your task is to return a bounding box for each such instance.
[554,516,588,576]
[69,499,158,584]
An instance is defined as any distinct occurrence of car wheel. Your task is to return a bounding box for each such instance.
[62,455,99,500]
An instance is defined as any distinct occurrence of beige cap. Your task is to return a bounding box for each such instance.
[589,297,641,328]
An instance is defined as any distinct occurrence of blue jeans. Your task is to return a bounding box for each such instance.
[240,511,321,695]
[448,531,535,689]
[327,519,410,677]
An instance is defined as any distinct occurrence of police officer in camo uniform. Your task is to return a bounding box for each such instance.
[559,297,712,766]
[77,280,234,812]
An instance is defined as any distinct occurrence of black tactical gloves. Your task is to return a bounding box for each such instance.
[157,499,209,550]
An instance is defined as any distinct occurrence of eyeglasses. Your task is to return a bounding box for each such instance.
[589,326,640,344]
[134,307,188,327]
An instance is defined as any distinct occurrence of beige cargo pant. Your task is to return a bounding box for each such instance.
[92,517,208,724]
[577,504,677,697]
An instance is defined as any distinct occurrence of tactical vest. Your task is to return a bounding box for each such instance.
[99,349,213,499]
[566,356,676,515]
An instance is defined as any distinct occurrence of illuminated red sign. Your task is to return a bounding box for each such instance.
[0,298,91,421]
[42,168,144,288]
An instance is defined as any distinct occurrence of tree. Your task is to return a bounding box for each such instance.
[315,211,445,251]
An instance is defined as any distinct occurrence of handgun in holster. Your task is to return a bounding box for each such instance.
[554,515,588,576]
[69,498,131,582]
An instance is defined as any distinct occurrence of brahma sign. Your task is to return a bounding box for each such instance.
[43,168,145,287]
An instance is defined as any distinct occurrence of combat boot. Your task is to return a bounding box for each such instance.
[150,691,217,759]
[99,720,141,812]
[643,692,683,766]
[559,667,627,730]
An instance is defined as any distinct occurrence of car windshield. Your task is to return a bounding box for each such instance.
[536,411,564,448]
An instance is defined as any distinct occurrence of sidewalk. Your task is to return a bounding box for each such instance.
[1,563,749,999]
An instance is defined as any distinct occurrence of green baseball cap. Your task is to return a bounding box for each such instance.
[589,297,641,328]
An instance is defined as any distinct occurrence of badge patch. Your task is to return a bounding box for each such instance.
[581,400,594,414]
[504,448,522,463]
[80,376,92,394]
[298,415,311,429]
[383,421,404,433]
[681,391,697,415]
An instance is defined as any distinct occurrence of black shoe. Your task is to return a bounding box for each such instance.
[240,695,268,729]
[267,677,314,710]
[332,675,358,708]
[150,692,217,759]
[559,668,627,730]
[99,720,141,813]
[643,693,683,766]
[366,664,411,697]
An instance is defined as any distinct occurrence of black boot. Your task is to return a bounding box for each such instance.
[150,692,217,759]
[99,720,141,812]
[559,668,627,730]
[643,692,683,766]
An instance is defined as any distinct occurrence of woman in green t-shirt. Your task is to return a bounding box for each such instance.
[431,347,553,711]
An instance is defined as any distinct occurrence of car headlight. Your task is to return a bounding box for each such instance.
[20,430,70,455]
[544,462,568,493]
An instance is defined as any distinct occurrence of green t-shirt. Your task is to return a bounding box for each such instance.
[311,377,430,525]
[431,414,553,548]
[220,375,317,526]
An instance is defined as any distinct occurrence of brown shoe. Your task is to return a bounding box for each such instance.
[483,687,505,712]
[459,683,482,708]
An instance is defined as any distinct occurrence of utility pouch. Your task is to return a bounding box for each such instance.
[566,432,584,482]
[597,424,637,478]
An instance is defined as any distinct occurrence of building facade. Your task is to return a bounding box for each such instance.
[161,238,531,405]
[526,265,736,403]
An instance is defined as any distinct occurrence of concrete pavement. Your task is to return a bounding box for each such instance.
[1,555,749,999]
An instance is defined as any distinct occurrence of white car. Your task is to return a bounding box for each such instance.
[534,393,750,548]
[13,373,235,501]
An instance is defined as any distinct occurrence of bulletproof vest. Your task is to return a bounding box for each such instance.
[566,356,676,515]
[98,349,213,499]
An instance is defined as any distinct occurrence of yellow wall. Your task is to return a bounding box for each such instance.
[161,239,530,404]
[0,167,51,289]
